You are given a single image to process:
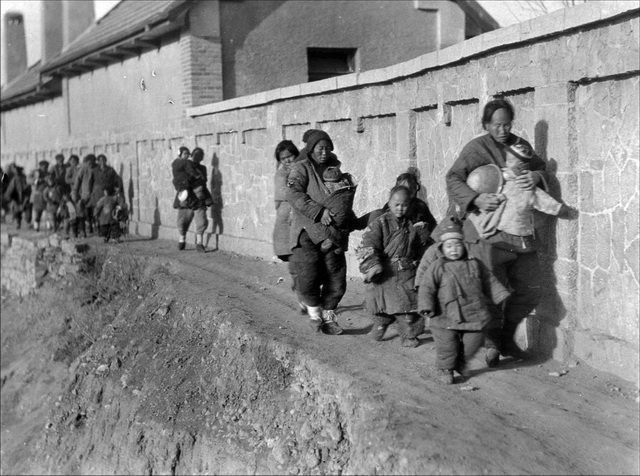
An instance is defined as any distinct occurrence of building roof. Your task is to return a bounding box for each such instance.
[42,0,190,76]
[0,61,59,109]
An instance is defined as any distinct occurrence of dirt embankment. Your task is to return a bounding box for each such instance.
[1,235,639,475]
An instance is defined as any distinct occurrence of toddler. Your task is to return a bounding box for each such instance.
[94,185,127,243]
[468,142,565,240]
[56,192,77,238]
[418,217,510,384]
[305,165,358,254]
[357,186,424,348]
[43,174,63,231]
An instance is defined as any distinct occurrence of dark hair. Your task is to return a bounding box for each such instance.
[83,154,96,164]
[179,146,190,156]
[39,160,49,168]
[481,98,515,129]
[302,129,321,144]
[97,154,107,162]
[55,154,64,162]
[389,185,411,200]
[191,147,204,162]
[274,140,299,163]
[104,185,115,196]
[69,154,79,163]
[395,172,420,190]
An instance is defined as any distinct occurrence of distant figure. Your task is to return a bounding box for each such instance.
[357,186,424,348]
[2,164,30,229]
[57,191,77,238]
[172,146,209,252]
[65,154,80,192]
[418,217,510,384]
[31,160,50,232]
[73,154,97,234]
[43,174,63,231]
[51,153,67,189]
[90,154,123,231]
[209,152,224,247]
[94,185,127,243]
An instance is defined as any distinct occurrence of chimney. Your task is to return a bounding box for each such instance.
[63,0,94,50]
[41,0,63,64]
[3,12,27,84]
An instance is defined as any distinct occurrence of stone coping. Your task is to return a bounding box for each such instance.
[187,1,639,118]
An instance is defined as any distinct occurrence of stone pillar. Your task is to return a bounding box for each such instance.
[180,0,223,109]
[3,12,27,84]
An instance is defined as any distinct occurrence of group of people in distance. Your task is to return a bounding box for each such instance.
[1,153,127,243]
[273,98,573,384]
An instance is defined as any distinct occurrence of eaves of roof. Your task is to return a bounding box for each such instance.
[41,0,192,77]
[0,61,61,111]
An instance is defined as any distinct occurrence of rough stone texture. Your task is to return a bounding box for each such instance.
[0,232,88,297]
[1,4,638,380]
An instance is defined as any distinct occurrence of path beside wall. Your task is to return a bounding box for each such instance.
[1,2,638,382]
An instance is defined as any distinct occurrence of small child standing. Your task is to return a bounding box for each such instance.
[418,217,510,384]
[43,174,63,231]
[94,185,127,243]
[357,186,424,348]
[56,192,77,238]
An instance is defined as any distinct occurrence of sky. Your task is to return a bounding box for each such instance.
[0,0,597,87]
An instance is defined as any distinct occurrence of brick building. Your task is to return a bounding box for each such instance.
[0,0,497,151]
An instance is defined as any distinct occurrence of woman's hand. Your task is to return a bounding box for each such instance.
[515,170,540,190]
[320,208,333,226]
[473,193,502,212]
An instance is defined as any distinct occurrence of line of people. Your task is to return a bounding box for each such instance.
[274,98,574,384]
[1,153,127,243]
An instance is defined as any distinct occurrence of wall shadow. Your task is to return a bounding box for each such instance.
[531,119,579,360]
[206,152,224,250]
[151,196,161,239]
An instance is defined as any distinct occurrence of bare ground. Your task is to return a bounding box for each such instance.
[1,228,639,475]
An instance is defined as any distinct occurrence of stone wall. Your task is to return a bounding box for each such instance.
[0,1,638,380]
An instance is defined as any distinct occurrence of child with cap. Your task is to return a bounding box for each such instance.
[417,216,510,384]
[357,185,424,348]
[467,141,566,242]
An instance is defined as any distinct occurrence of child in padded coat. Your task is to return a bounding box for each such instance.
[357,186,424,348]
[418,217,510,384]
[305,165,358,254]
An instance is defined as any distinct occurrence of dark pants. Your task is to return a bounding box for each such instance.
[99,223,120,241]
[468,239,542,353]
[431,327,485,371]
[290,230,346,311]
[375,313,423,339]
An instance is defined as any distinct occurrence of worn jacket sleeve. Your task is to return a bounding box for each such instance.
[286,162,324,222]
[415,244,442,287]
[357,219,385,275]
[446,142,484,215]
[417,261,441,314]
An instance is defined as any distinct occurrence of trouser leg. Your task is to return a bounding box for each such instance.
[431,327,461,371]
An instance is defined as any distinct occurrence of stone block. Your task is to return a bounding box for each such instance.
[598,0,640,20]
[36,237,51,250]
[279,84,301,100]
[578,171,594,212]
[580,214,597,269]
[562,2,602,31]
[535,83,569,106]
[263,88,281,104]
[530,8,566,40]
[300,77,337,96]
[457,34,483,61]
[596,213,612,270]
[336,73,358,90]
[419,51,438,72]
[481,23,519,53]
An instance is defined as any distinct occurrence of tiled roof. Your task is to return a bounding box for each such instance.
[42,0,190,74]
[0,61,42,101]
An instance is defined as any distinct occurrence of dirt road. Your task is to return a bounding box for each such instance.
[1,229,639,474]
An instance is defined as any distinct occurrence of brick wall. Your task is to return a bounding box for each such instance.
[0,1,638,382]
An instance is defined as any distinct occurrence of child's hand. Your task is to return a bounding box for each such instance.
[320,209,333,226]
[413,221,426,229]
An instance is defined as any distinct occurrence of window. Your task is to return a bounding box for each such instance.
[307,48,357,82]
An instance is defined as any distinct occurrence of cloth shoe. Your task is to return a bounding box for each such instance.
[196,243,206,252]
[321,310,343,335]
[436,369,454,385]
[485,348,500,368]
[298,302,308,315]
[307,306,323,333]
[178,242,186,250]
[400,337,420,348]
[370,324,388,341]
[309,317,322,332]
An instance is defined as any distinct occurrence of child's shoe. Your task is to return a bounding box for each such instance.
[436,369,454,385]
[298,302,307,315]
[370,324,388,341]
[401,337,420,348]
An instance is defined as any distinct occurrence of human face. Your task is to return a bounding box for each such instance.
[278,149,296,166]
[442,239,465,261]
[98,156,107,168]
[388,191,410,218]
[485,108,512,144]
[310,140,332,165]
[180,150,190,160]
